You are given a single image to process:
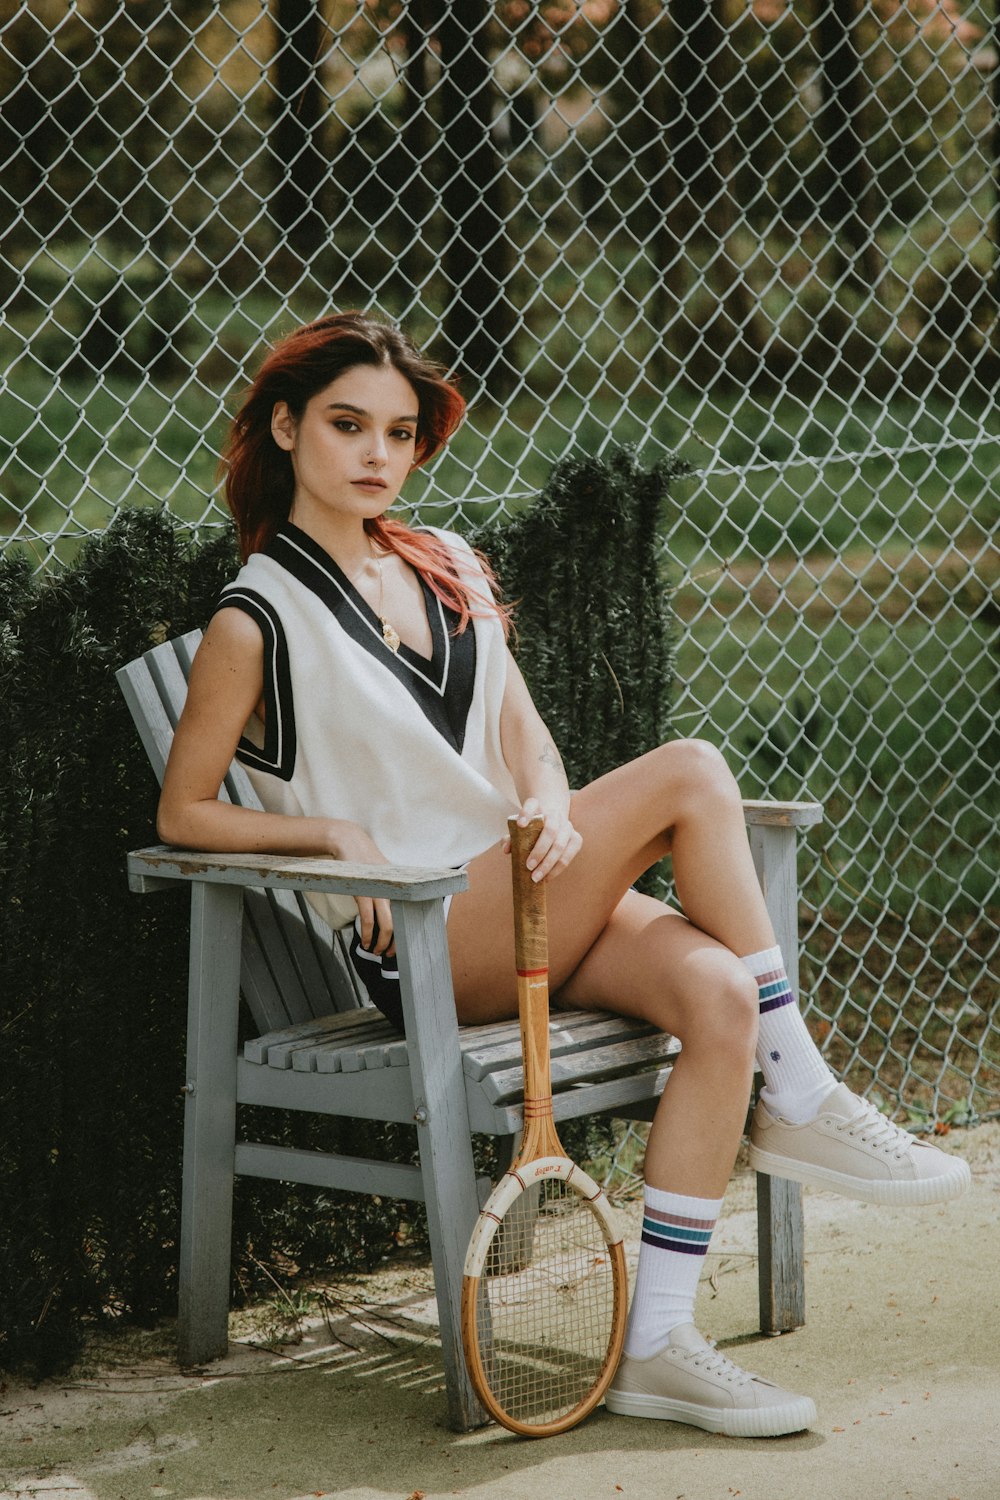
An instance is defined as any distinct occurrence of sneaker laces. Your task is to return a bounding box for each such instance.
[835,1096,910,1156]
[685,1339,757,1388]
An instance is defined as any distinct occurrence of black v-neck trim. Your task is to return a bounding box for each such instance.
[265,522,477,754]
[275,522,448,684]
[216,587,297,781]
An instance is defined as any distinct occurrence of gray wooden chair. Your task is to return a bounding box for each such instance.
[118,627,822,1431]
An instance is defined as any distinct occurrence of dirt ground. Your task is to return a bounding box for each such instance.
[1,1123,998,1500]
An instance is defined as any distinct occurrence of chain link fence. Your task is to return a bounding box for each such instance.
[1,1,997,1129]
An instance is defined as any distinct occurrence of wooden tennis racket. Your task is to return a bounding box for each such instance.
[460,816,628,1436]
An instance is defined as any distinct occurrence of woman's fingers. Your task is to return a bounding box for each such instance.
[514,799,582,882]
[515,797,544,827]
[530,824,582,882]
[355,896,376,952]
[373,898,395,956]
[355,896,395,956]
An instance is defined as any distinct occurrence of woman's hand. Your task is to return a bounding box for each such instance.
[326,821,396,956]
[503,796,582,883]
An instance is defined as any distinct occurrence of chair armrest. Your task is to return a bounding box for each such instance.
[125,844,469,901]
[127,802,820,896]
[742,800,823,828]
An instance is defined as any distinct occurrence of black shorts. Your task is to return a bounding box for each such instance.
[348,917,405,1033]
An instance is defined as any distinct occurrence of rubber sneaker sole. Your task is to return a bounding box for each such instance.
[605,1385,817,1438]
[747,1142,972,1206]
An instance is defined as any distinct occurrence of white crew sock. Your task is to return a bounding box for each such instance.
[741,944,837,1124]
[623,1187,724,1360]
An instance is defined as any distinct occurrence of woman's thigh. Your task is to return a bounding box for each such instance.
[449,856,751,1042]
[447,744,721,1022]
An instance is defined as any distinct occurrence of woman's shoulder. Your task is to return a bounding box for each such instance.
[193,605,265,688]
[416,523,480,573]
[418,521,470,549]
[216,546,289,607]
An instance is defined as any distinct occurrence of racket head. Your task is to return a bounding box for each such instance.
[461,1155,628,1437]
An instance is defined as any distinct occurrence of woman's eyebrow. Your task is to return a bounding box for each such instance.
[325,401,419,424]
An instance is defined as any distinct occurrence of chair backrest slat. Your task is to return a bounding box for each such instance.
[116,654,178,787]
[117,630,362,1033]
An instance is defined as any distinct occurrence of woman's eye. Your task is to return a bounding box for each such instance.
[332,419,359,432]
[392,428,417,443]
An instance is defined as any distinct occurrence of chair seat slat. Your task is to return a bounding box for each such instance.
[461,1013,658,1080]
[246,1007,380,1066]
[478,1032,681,1106]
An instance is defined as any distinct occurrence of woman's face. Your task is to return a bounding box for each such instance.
[271,362,419,529]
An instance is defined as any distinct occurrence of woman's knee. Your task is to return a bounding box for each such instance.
[673,955,758,1061]
[663,738,742,809]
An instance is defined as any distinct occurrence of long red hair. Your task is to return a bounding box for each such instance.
[222,312,509,634]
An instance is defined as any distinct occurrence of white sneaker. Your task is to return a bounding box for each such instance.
[749,1083,972,1206]
[605,1324,816,1438]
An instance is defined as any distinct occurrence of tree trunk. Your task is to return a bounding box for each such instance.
[814,0,882,286]
[666,0,767,377]
[435,0,516,395]
[667,0,731,230]
[270,0,326,268]
[396,0,438,301]
[621,0,683,380]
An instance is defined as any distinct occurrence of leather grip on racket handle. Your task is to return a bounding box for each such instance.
[508,816,548,975]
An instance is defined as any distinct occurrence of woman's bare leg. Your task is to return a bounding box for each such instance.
[448,738,772,1194]
[558,892,758,1197]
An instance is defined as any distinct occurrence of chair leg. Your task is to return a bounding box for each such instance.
[393,900,490,1432]
[177,881,243,1366]
[747,821,809,1332]
[756,1172,806,1332]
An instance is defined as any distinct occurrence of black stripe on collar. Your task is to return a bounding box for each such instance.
[268,523,477,754]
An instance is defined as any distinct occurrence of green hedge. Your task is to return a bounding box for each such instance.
[0,444,682,1374]
[470,443,684,795]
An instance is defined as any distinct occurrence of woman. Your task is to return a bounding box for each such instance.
[159,312,970,1438]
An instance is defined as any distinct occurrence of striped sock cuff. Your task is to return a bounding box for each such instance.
[756,970,796,1014]
[639,1189,722,1257]
[641,1208,716,1256]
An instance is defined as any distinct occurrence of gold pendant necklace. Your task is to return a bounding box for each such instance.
[372,543,401,653]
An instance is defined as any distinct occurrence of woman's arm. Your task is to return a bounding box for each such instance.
[499,648,582,882]
[157,608,394,951]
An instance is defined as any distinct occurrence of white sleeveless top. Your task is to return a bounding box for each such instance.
[216,522,519,929]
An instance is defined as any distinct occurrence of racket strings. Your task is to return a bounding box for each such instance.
[474,1177,618,1427]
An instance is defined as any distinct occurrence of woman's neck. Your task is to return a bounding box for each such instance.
[288,503,375,578]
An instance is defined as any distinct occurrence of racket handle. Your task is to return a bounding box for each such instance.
[508,816,548,976]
